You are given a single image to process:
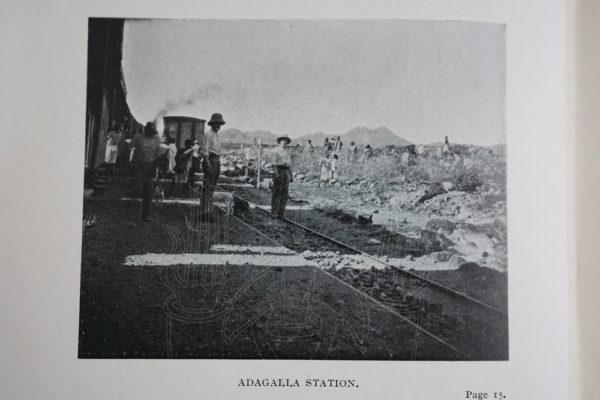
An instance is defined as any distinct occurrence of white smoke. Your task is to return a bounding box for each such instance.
[153,83,222,135]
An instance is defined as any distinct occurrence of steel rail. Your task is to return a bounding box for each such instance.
[208,200,468,359]
[214,184,506,317]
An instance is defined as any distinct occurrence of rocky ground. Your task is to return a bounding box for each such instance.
[80,146,508,359]
[222,144,507,273]
[284,146,508,273]
[289,181,507,273]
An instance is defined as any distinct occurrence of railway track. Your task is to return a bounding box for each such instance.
[202,186,508,360]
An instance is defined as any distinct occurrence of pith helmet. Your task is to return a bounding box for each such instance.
[208,113,226,126]
[277,134,291,144]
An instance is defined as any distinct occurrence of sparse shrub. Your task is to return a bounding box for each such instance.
[404,165,431,183]
[454,168,483,192]
[292,145,505,200]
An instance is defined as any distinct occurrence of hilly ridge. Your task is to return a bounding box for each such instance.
[220,126,412,147]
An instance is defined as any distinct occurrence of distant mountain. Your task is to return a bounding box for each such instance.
[220,129,278,144]
[246,130,279,143]
[221,126,412,147]
[295,131,330,144]
[296,126,412,148]
[219,128,247,143]
[343,126,412,147]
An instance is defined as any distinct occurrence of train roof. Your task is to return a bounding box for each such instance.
[163,116,206,123]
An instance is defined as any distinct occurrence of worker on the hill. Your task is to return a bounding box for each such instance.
[304,139,315,160]
[324,138,333,156]
[200,113,226,221]
[131,122,162,222]
[334,136,343,155]
[318,153,331,188]
[443,136,451,153]
[270,134,293,217]
[400,151,410,166]
[348,141,358,161]
[330,153,339,183]
[242,145,253,176]
[362,144,373,161]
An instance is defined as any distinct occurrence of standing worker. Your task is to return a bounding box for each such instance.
[270,134,293,217]
[318,153,331,188]
[330,153,339,183]
[442,136,451,155]
[189,139,201,187]
[303,139,315,160]
[334,136,343,155]
[363,144,373,162]
[105,121,124,176]
[324,138,333,156]
[200,113,226,221]
[348,141,358,161]
[131,122,161,222]
[243,145,253,177]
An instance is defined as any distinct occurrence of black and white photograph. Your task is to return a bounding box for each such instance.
[79,18,508,360]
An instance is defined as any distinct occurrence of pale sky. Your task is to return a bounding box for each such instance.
[122,19,505,145]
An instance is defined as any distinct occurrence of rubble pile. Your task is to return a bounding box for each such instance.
[217,151,276,181]
[300,250,387,271]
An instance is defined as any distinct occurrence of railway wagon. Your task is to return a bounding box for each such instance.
[163,116,206,149]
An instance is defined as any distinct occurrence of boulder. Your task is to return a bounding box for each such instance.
[358,214,373,225]
[426,219,457,232]
[432,251,453,262]
[458,262,481,274]
[442,181,454,191]
[417,182,447,203]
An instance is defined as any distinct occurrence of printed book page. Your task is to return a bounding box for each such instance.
[0,0,571,399]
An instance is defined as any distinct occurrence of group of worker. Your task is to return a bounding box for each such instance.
[122,112,294,222]
[110,115,454,222]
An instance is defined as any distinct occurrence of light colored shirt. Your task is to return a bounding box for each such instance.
[330,158,338,171]
[202,128,221,157]
[192,143,200,158]
[168,143,177,172]
[107,130,123,146]
[270,145,293,167]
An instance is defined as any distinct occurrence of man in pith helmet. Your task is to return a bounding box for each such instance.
[270,134,293,217]
[200,113,226,221]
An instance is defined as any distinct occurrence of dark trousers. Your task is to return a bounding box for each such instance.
[201,154,220,213]
[271,167,290,217]
[133,161,156,219]
[189,156,200,186]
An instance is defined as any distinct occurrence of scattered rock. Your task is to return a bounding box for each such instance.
[458,262,481,273]
[417,182,447,203]
[426,218,457,232]
[432,251,453,262]
[358,214,373,225]
[442,181,454,191]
